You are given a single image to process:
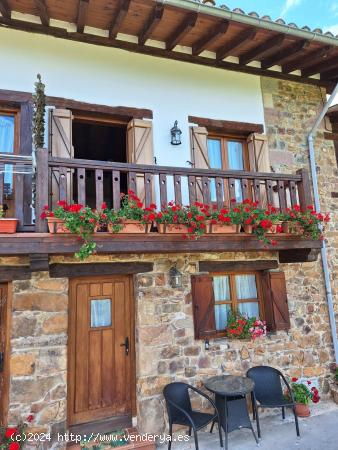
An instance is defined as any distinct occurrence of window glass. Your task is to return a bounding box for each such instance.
[0,114,15,193]
[90,299,112,328]
[228,141,244,202]
[207,139,222,201]
[215,304,231,330]
[213,275,230,302]
[238,302,259,318]
[235,274,258,299]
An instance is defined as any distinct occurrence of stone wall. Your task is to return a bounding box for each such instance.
[9,272,68,448]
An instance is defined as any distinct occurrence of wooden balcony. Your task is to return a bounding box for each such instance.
[0,150,321,261]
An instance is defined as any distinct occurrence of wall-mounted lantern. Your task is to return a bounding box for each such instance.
[170,120,182,146]
[169,266,182,288]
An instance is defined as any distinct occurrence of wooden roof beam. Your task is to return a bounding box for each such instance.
[303,57,338,77]
[166,12,198,51]
[36,0,49,27]
[138,4,164,46]
[239,34,286,65]
[76,0,89,33]
[109,0,131,40]
[261,40,309,69]
[320,67,338,81]
[216,28,256,61]
[192,19,229,56]
[0,0,10,19]
[282,46,333,73]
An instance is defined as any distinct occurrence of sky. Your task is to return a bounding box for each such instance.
[215,0,338,35]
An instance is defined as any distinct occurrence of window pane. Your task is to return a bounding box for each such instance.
[235,274,258,299]
[228,141,244,202]
[0,115,15,192]
[215,304,231,330]
[91,299,112,327]
[208,139,222,202]
[213,276,230,302]
[238,302,259,318]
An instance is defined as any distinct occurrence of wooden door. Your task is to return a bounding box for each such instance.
[68,276,134,426]
[0,283,10,426]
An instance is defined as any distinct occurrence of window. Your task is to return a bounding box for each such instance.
[207,136,249,203]
[0,109,19,198]
[191,270,290,339]
[90,299,112,328]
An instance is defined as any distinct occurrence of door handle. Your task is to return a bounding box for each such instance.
[120,337,129,356]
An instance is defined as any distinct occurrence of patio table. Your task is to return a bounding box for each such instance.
[204,375,258,450]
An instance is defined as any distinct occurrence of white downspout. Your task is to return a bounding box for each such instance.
[307,83,338,363]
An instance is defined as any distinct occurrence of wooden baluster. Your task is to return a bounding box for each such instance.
[215,177,223,209]
[35,149,49,232]
[144,173,152,207]
[59,167,68,202]
[159,173,167,209]
[228,178,236,205]
[188,175,197,205]
[277,180,287,212]
[174,175,182,205]
[241,178,250,201]
[95,169,104,210]
[112,170,121,210]
[0,172,4,206]
[202,176,211,206]
[289,180,297,207]
[128,172,137,195]
[266,179,274,206]
[77,168,86,206]
[296,169,312,211]
[253,179,261,207]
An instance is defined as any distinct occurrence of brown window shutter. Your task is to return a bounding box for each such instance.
[127,119,154,203]
[48,108,74,207]
[189,126,209,203]
[191,274,216,339]
[247,133,270,173]
[261,271,290,332]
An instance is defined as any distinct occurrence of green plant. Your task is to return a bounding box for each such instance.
[32,74,46,151]
[118,191,153,222]
[0,415,34,449]
[288,378,320,405]
[283,204,330,240]
[225,310,266,340]
[335,366,338,382]
[0,206,4,219]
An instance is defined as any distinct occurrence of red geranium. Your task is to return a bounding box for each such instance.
[9,443,20,450]
[5,428,17,439]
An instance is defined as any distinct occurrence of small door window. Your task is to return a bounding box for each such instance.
[0,113,16,195]
[90,299,112,328]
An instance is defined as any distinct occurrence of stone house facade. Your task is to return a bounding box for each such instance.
[0,1,337,449]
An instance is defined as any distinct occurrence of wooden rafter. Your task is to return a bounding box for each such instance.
[320,67,338,81]
[324,132,338,140]
[0,0,10,18]
[261,40,309,69]
[216,28,256,61]
[77,0,89,33]
[282,46,333,73]
[138,4,164,46]
[239,34,286,65]
[35,0,49,27]
[192,20,229,56]
[109,0,131,40]
[166,12,198,51]
[302,57,338,77]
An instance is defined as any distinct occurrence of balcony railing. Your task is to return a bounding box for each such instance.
[30,149,312,232]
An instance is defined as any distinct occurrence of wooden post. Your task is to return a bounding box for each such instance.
[296,169,312,211]
[35,149,49,232]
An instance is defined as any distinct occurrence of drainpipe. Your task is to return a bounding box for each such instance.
[307,83,338,363]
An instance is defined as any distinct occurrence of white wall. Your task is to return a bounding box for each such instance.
[0,27,265,169]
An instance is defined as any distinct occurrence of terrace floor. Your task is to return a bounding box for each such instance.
[157,401,338,450]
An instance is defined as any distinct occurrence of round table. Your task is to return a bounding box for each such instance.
[204,375,258,450]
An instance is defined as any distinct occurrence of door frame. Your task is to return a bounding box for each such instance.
[0,282,12,426]
[67,275,136,427]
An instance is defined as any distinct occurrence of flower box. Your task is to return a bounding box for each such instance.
[282,222,303,234]
[0,218,18,233]
[295,403,310,417]
[46,217,69,234]
[243,224,253,234]
[157,223,189,234]
[118,219,151,234]
[210,223,238,234]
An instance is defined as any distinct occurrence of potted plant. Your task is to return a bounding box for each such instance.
[225,310,266,340]
[209,203,238,234]
[0,205,19,234]
[156,201,189,234]
[335,366,338,386]
[118,191,153,233]
[0,414,34,449]
[288,378,320,417]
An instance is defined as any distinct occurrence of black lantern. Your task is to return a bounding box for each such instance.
[169,266,182,288]
[170,120,182,145]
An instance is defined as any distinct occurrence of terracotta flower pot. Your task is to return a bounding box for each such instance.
[295,403,310,417]
[210,223,238,234]
[118,219,150,233]
[157,223,189,234]
[46,217,69,234]
[0,218,18,233]
[282,222,303,234]
[243,224,253,234]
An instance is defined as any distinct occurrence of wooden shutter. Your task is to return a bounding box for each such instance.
[261,271,290,332]
[127,119,154,203]
[191,275,216,339]
[247,133,270,173]
[190,126,209,202]
[49,109,74,207]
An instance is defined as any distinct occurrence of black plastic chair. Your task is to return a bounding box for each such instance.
[247,366,300,439]
[163,382,223,450]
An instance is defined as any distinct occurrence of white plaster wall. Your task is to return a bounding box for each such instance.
[0,27,265,169]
